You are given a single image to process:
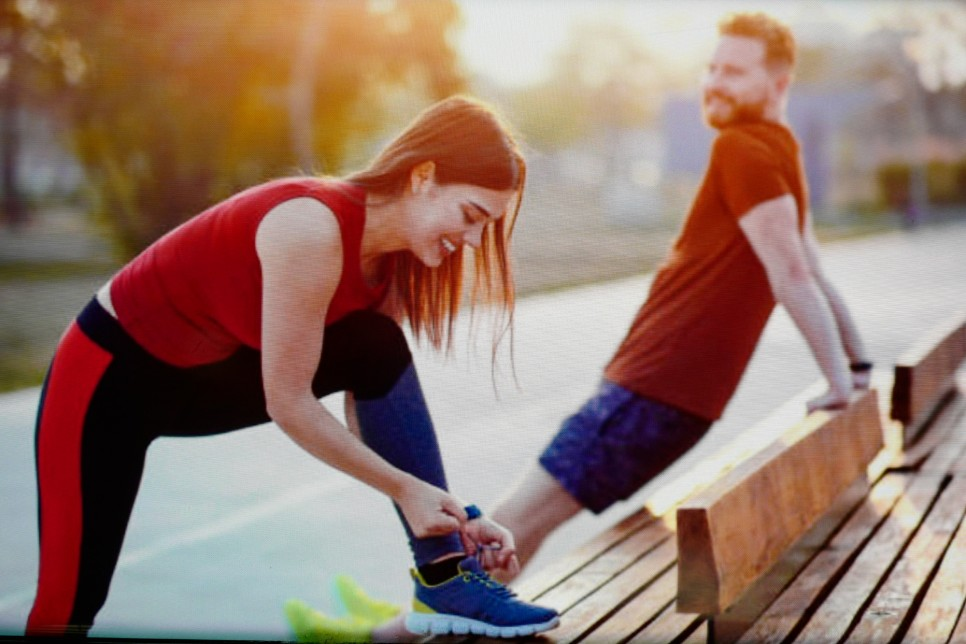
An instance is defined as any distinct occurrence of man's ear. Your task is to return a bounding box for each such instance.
[409,160,436,194]
[772,69,793,99]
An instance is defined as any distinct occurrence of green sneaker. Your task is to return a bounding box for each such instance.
[284,598,373,643]
[332,574,402,625]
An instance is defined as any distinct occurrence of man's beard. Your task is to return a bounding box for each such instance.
[703,91,767,129]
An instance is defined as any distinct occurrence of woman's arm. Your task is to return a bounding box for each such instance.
[256,197,463,537]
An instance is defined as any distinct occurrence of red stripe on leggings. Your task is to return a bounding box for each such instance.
[27,322,112,636]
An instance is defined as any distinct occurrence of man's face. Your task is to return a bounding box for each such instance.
[701,35,777,129]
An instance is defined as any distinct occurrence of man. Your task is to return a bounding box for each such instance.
[287,11,872,640]
[489,10,871,575]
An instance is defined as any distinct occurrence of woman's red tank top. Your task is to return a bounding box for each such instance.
[110,178,389,367]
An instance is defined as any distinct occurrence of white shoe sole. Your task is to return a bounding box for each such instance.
[405,612,559,638]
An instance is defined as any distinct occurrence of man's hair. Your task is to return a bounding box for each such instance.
[718,12,797,72]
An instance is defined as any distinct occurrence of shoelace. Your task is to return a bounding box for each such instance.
[465,544,517,600]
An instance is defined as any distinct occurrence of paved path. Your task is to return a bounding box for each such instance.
[1,219,964,641]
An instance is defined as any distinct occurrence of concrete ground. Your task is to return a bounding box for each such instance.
[1,217,965,641]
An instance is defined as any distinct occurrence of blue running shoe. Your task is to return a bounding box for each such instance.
[405,556,559,638]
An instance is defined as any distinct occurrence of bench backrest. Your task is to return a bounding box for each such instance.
[676,388,883,615]
[891,311,966,445]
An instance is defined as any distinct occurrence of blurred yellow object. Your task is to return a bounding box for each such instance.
[284,598,373,643]
[332,574,402,624]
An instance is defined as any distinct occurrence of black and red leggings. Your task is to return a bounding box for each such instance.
[27,298,417,636]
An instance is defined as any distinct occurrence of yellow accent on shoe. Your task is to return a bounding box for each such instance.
[411,597,437,615]
[284,598,373,643]
[332,574,402,624]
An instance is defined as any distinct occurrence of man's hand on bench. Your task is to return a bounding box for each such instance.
[806,388,850,414]
[807,362,873,414]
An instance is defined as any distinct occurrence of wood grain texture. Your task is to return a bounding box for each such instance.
[735,474,910,644]
[849,476,966,642]
[512,506,662,602]
[891,311,966,442]
[901,476,966,644]
[676,389,884,614]
[793,473,944,643]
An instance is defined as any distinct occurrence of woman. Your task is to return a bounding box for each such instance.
[27,96,558,639]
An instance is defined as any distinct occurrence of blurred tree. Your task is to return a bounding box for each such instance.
[511,19,666,151]
[0,0,80,227]
[54,0,464,258]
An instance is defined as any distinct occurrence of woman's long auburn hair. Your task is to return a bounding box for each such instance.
[346,95,526,355]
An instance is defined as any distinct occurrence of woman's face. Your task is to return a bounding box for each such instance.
[407,166,515,268]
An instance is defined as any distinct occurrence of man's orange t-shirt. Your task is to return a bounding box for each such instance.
[603,121,808,422]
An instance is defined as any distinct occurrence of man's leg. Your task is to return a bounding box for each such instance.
[494,380,712,582]
[491,465,583,574]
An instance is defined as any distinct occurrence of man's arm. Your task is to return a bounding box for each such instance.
[800,210,872,389]
[738,194,853,411]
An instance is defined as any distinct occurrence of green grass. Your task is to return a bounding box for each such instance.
[0,259,118,282]
[0,359,47,393]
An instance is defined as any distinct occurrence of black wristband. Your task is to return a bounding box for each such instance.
[464,504,483,520]
[850,361,873,372]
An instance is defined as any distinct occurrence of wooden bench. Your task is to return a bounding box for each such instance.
[452,312,966,644]
[675,389,884,615]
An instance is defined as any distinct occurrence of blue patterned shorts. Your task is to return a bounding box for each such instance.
[539,380,712,514]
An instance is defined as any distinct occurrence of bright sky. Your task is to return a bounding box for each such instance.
[454,0,953,88]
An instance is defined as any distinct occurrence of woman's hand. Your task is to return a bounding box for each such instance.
[460,516,521,579]
[396,478,466,539]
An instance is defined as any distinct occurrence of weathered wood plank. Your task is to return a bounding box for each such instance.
[889,391,966,473]
[951,612,966,644]
[626,601,705,644]
[513,506,661,602]
[541,539,676,643]
[575,566,677,643]
[708,476,871,644]
[792,473,944,642]
[849,476,966,642]
[736,473,910,644]
[676,389,883,615]
[682,621,709,644]
[953,435,966,476]
[900,476,966,644]
[891,311,966,443]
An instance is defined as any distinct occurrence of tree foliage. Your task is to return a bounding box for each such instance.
[54,0,465,258]
[1,0,80,225]
[509,19,666,151]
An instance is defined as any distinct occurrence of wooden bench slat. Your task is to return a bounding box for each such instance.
[891,311,966,443]
[849,476,966,642]
[953,437,966,476]
[581,519,674,577]
[533,522,675,615]
[900,476,966,644]
[793,472,945,642]
[574,566,677,643]
[676,389,883,614]
[915,391,966,474]
[544,539,676,642]
[949,600,966,644]
[514,507,661,601]
[886,390,965,474]
[625,600,705,644]
[708,476,871,644]
[736,473,910,644]
[681,621,709,644]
